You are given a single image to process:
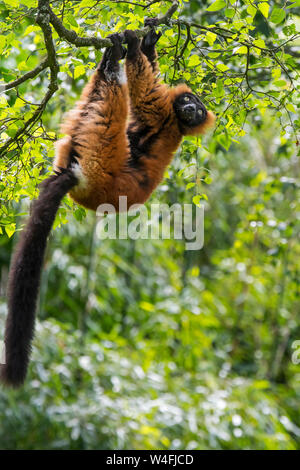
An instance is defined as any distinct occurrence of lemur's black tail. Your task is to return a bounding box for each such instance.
[0,169,77,387]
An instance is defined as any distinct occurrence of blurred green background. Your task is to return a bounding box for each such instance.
[0,0,299,450]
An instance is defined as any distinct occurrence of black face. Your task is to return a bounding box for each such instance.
[173,93,207,127]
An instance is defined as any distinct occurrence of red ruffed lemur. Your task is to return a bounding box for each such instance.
[0,23,215,387]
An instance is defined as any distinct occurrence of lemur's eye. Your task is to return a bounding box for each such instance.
[184,96,190,102]
[197,109,202,115]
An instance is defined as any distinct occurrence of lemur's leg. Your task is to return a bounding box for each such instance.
[54,34,129,174]
[111,28,178,210]
[141,18,161,75]
[124,29,170,129]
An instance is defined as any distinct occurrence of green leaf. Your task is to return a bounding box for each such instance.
[236,46,248,55]
[206,31,217,46]
[253,380,270,390]
[247,5,257,17]
[217,133,231,151]
[252,39,266,56]
[216,63,229,72]
[253,39,266,50]
[18,60,28,71]
[274,80,287,87]
[20,0,35,6]
[287,1,300,8]
[74,65,86,79]
[206,0,226,12]
[204,176,212,184]
[14,97,24,108]
[186,182,196,190]
[139,301,155,312]
[74,207,86,221]
[192,195,202,207]
[272,68,281,79]
[286,103,296,113]
[4,0,19,7]
[67,14,78,28]
[79,0,94,7]
[270,8,286,24]
[258,2,270,18]
[0,96,8,107]
[188,55,201,66]
[225,8,235,18]
[5,224,16,238]
[0,36,6,51]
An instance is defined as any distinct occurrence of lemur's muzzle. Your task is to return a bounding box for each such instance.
[182,103,196,120]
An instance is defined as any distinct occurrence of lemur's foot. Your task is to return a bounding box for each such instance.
[124,30,140,59]
[142,28,162,49]
[98,33,126,81]
[124,30,139,47]
[142,18,161,53]
[108,33,127,61]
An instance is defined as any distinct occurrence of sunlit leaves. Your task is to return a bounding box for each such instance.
[74,64,86,79]
[5,223,15,237]
[206,0,226,12]
[188,54,201,66]
[66,13,78,28]
[270,8,286,24]
[186,182,196,190]
[216,63,229,72]
[258,2,270,18]
[206,31,217,46]
[0,96,8,107]
[252,38,266,53]
[235,46,248,54]
[192,194,207,207]
[247,5,257,17]
[20,0,35,6]
[217,133,231,151]
[225,8,235,19]
[78,0,95,7]
[3,0,19,7]
[286,103,296,113]
[0,35,6,51]
[274,79,287,88]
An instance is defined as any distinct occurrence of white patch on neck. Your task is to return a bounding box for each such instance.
[118,65,127,85]
[71,162,87,190]
[0,341,5,364]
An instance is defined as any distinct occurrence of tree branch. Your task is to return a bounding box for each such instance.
[3,58,49,91]
[0,0,59,158]
[48,0,179,47]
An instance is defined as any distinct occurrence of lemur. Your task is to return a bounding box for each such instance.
[0,24,215,387]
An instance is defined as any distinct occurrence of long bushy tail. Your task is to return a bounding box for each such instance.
[0,168,78,387]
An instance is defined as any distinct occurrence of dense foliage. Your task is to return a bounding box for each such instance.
[0,0,299,450]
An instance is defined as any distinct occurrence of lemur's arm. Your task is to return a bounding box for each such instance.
[54,34,129,173]
[125,30,170,127]
[141,19,162,76]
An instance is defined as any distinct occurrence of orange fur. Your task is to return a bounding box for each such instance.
[55,41,215,211]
